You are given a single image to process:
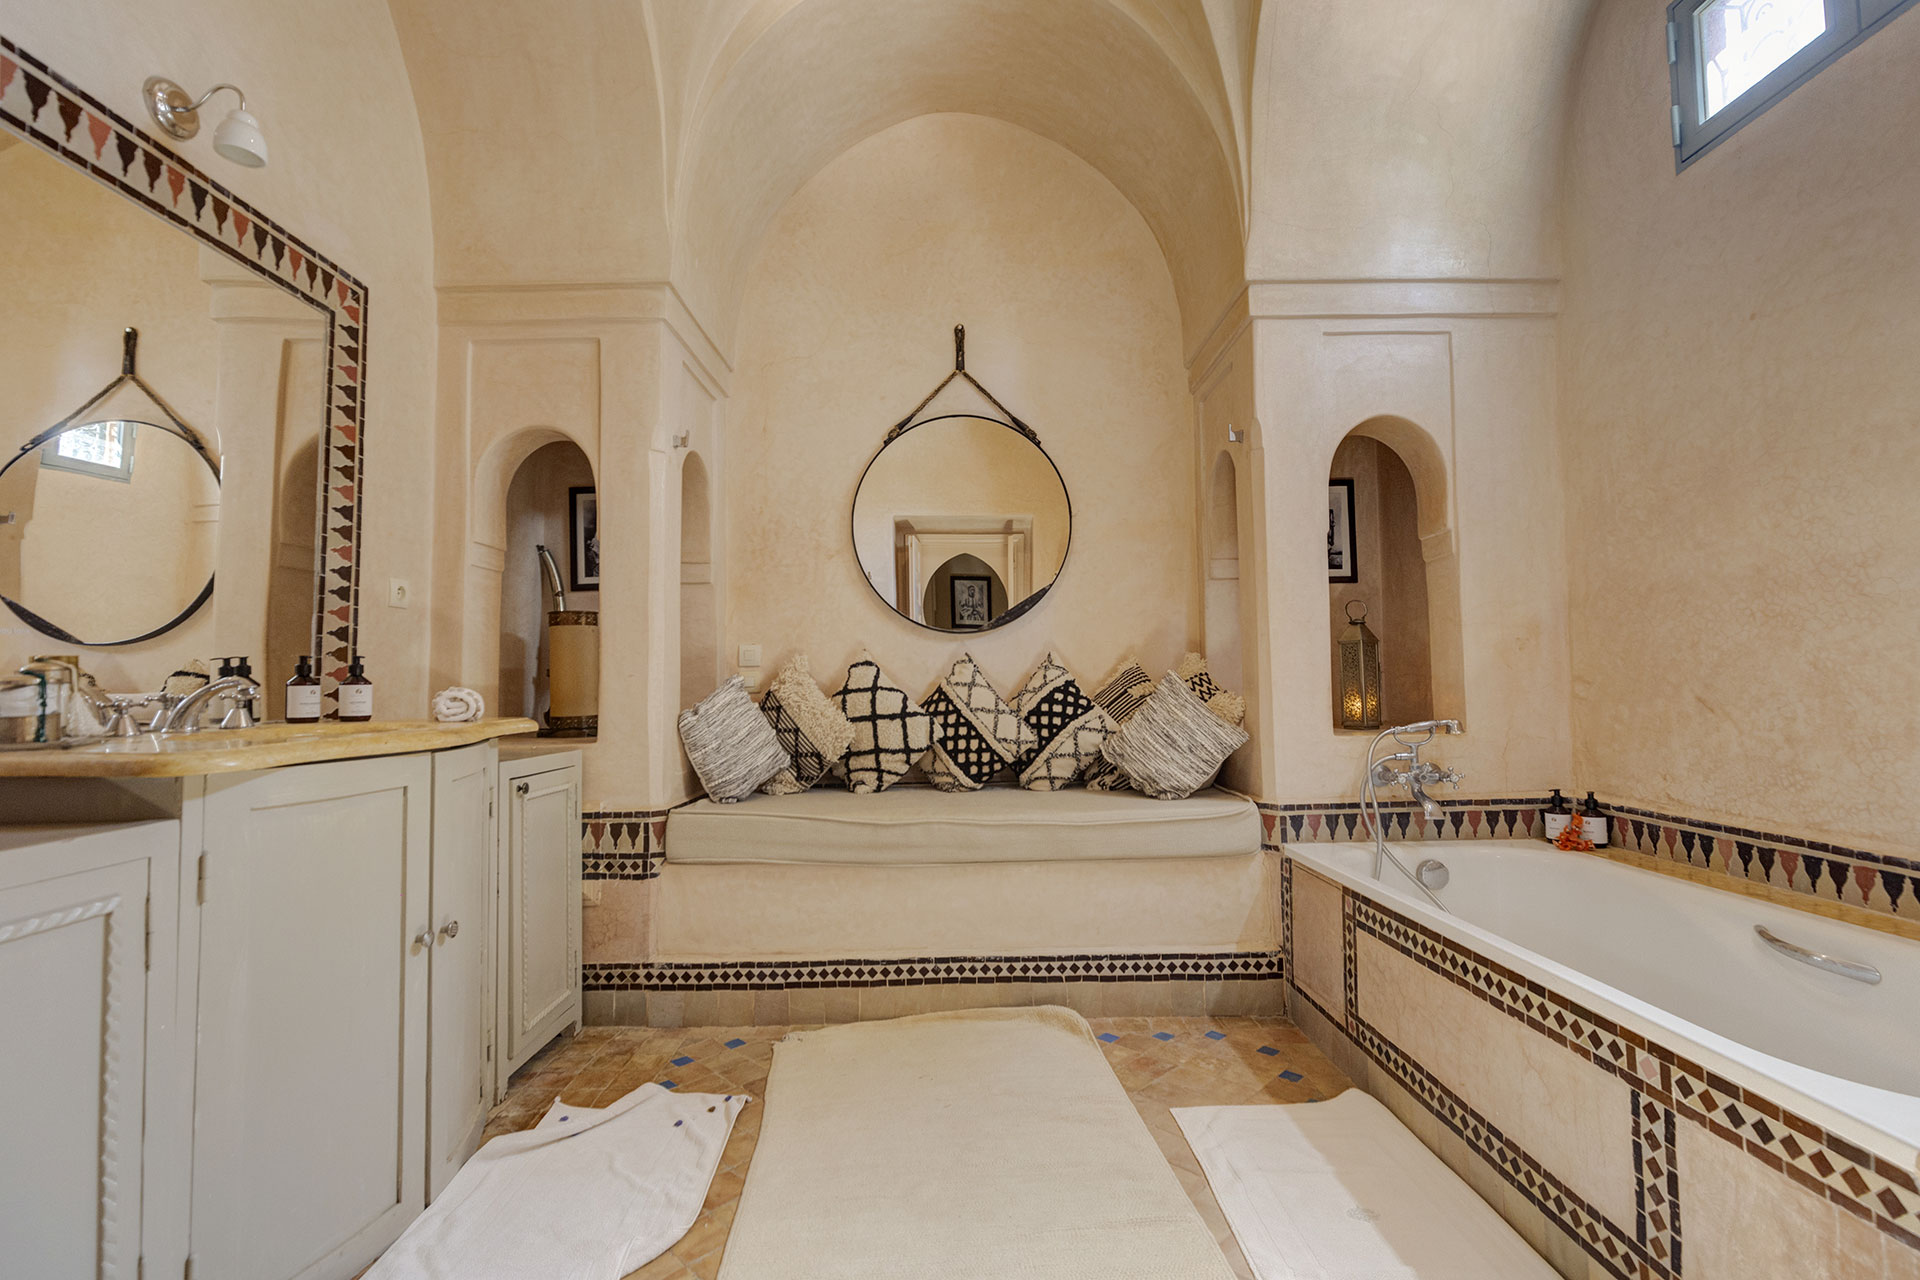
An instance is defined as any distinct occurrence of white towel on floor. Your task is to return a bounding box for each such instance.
[364,1083,746,1280]
[1175,1092,1557,1280]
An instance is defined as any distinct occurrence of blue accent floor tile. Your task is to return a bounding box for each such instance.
[724,1038,746,1049]
[1098,1033,1120,1043]
[661,1081,678,1090]
[1279,1069,1304,1082]
[1153,1031,1175,1041]
[1204,1030,1226,1040]
[1256,1045,1279,1056]
[671,1055,694,1066]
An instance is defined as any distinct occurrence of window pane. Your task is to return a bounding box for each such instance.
[1695,0,1827,119]
[55,420,129,469]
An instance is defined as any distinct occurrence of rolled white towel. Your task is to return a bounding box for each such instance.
[431,686,485,723]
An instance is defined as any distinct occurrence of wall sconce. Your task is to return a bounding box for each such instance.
[1226,424,1245,443]
[1337,600,1382,730]
[142,78,269,168]
[671,432,689,450]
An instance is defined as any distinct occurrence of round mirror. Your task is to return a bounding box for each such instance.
[0,419,219,644]
[852,414,1070,632]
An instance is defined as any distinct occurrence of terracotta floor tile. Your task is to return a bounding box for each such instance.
[491,1013,1352,1275]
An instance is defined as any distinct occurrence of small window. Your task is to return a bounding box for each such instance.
[1669,0,1916,169]
[42,419,139,482]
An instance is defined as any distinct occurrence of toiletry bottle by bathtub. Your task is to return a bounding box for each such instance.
[1543,789,1572,841]
[286,655,322,724]
[339,655,374,723]
[1579,792,1608,846]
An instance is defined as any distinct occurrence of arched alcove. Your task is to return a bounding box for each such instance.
[500,439,598,720]
[680,451,718,706]
[1327,418,1463,729]
[1204,450,1243,691]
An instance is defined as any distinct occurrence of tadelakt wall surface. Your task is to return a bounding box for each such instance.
[725,113,1199,703]
[0,0,441,712]
[1561,0,1920,859]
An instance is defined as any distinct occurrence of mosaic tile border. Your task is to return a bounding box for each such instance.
[1257,797,1550,847]
[1599,798,1917,923]
[0,39,368,707]
[583,950,1284,992]
[1319,881,1920,1263]
[581,809,670,880]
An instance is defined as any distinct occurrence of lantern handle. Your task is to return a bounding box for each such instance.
[1345,599,1368,624]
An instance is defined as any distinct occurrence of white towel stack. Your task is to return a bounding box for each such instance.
[431,686,485,723]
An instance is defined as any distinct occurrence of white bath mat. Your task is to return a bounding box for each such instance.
[1174,1092,1557,1279]
[363,1082,747,1280]
[718,1006,1234,1280]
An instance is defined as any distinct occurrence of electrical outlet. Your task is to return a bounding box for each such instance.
[738,644,763,668]
[388,578,411,609]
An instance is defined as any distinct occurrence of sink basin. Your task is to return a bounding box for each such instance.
[70,729,331,754]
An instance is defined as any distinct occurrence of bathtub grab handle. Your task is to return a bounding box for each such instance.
[1755,925,1882,985]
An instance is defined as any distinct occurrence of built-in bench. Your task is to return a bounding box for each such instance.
[650,786,1277,972]
[666,786,1261,865]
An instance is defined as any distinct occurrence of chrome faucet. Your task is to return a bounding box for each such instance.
[150,675,261,735]
[1360,720,1463,910]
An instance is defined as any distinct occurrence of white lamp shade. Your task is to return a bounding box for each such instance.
[212,107,267,168]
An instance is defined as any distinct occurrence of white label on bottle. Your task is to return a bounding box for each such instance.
[338,684,374,719]
[1544,812,1571,839]
[286,684,322,720]
[1581,814,1608,846]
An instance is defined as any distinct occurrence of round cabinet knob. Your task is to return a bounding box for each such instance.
[515,781,530,796]
[439,919,460,942]
[413,927,433,950]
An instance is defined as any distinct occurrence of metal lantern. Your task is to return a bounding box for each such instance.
[1338,600,1382,730]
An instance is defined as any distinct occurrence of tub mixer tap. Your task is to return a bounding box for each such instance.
[1360,719,1462,910]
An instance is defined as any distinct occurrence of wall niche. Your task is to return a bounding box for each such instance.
[500,439,598,725]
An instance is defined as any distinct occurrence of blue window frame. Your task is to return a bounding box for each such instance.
[1669,0,1917,169]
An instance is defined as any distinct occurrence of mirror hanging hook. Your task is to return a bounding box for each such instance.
[954,324,965,372]
[122,327,139,376]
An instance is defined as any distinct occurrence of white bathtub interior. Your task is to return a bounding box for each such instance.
[1291,839,1920,1169]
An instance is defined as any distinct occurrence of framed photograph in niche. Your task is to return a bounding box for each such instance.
[950,574,991,629]
[1328,479,1358,583]
[569,486,599,592]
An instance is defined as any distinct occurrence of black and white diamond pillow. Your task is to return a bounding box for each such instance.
[922,654,1037,792]
[1010,653,1116,791]
[833,654,935,794]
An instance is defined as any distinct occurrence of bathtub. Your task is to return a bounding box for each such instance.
[1288,838,1920,1172]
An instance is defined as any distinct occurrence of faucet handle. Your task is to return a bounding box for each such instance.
[220,701,256,731]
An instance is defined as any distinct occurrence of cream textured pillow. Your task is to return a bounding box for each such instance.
[1010,653,1116,791]
[923,653,1038,792]
[1081,657,1155,791]
[758,655,856,796]
[833,654,936,794]
[1175,651,1246,726]
[1099,672,1250,800]
[678,675,791,802]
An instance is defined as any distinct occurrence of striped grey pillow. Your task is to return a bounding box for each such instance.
[1099,672,1249,800]
[678,675,791,802]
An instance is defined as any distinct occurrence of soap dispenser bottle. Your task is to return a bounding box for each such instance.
[232,655,261,721]
[286,655,322,724]
[1579,792,1609,847]
[339,655,374,723]
[1543,789,1572,841]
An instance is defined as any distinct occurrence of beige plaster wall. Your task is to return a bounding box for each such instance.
[2,0,441,713]
[0,141,220,686]
[726,113,1198,703]
[1561,0,1920,857]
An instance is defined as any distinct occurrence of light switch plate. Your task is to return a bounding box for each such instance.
[738,644,763,668]
[388,577,411,609]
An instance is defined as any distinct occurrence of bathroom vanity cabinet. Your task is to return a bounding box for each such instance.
[0,721,580,1280]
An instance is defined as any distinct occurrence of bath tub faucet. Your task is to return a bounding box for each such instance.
[1360,720,1462,910]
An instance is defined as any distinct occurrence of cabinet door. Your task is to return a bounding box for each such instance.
[428,744,494,1201]
[193,757,431,1280]
[0,854,149,1280]
[498,763,581,1081]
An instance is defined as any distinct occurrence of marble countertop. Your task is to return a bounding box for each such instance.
[0,718,540,778]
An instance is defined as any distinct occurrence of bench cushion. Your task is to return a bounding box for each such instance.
[664,786,1260,866]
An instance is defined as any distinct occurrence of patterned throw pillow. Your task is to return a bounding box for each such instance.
[833,654,936,794]
[1081,657,1155,792]
[1100,672,1250,800]
[922,654,1038,792]
[678,675,791,802]
[758,655,856,796]
[1175,651,1246,725]
[1010,653,1116,791]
